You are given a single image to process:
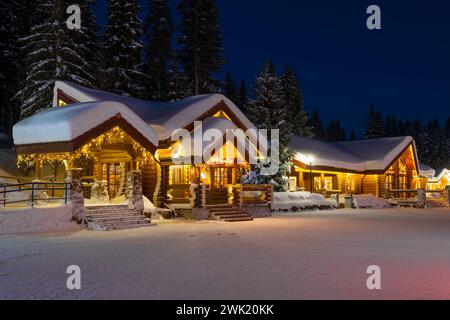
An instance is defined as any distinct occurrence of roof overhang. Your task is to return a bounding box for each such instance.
[15,114,158,155]
[293,140,420,175]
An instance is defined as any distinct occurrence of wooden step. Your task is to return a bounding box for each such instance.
[224,217,254,222]
[207,206,253,222]
[213,211,244,216]
[85,205,129,211]
[209,207,237,212]
[85,205,151,231]
[216,214,250,220]
[104,223,153,231]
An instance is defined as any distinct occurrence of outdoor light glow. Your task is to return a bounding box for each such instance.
[297,153,315,165]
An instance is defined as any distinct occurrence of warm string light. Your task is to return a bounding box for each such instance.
[17,126,154,167]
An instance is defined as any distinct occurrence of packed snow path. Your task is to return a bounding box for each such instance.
[1,208,450,300]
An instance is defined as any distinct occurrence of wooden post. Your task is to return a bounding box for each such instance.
[298,171,304,190]
[35,159,43,179]
[3,184,6,207]
[31,182,35,207]
[320,173,325,190]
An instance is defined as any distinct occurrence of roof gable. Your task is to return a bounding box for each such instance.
[53,81,256,141]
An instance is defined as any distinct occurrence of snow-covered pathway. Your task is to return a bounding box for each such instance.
[1,208,450,300]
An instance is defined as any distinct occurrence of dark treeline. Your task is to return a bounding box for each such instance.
[364,104,450,170]
[0,0,226,142]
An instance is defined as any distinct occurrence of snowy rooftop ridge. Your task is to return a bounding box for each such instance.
[419,163,436,178]
[292,136,418,173]
[428,168,449,183]
[13,101,159,146]
[53,81,256,141]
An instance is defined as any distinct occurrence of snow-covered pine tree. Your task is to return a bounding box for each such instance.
[223,72,238,104]
[308,110,327,140]
[0,0,20,139]
[177,0,225,95]
[16,0,98,119]
[101,0,145,98]
[281,65,312,138]
[364,104,385,139]
[167,60,191,101]
[143,0,173,101]
[243,61,294,191]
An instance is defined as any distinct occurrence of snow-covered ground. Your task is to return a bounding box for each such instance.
[1,207,450,300]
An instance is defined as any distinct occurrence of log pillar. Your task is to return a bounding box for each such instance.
[67,168,86,225]
[127,171,144,214]
[35,159,43,179]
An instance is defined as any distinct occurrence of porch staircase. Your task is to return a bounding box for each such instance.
[85,205,152,231]
[207,205,253,222]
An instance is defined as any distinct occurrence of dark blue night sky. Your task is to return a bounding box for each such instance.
[94,0,450,137]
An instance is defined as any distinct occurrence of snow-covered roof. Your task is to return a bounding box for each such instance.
[13,101,159,147]
[53,81,256,141]
[428,169,449,183]
[292,136,418,173]
[419,163,435,178]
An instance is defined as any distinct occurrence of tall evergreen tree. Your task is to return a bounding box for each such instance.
[167,60,190,101]
[444,117,450,139]
[223,71,238,104]
[244,61,293,191]
[16,0,98,119]
[0,0,20,139]
[281,65,312,138]
[420,120,449,170]
[385,115,399,137]
[400,119,414,137]
[101,0,145,97]
[177,0,225,95]
[308,110,326,140]
[364,104,385,139]
[143,0,173,101]
[237,80,250,115]
[326,120,345,141]
[349,129,356,141]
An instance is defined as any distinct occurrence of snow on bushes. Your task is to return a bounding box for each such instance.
[352,194,391,209]
[272,192,337,212]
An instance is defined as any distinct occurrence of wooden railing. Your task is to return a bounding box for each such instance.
[239,184,273,207]
[0,181,70,208]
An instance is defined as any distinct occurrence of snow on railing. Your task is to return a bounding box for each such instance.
[0,181,71,208]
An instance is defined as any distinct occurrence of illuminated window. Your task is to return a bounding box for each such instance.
[58,99,68,107]
[212,110,232,121]
[346,175,356,192]
[289,176,297,191]
[323,177,333,190]
[169,165,195,185]
[314,176,321,190]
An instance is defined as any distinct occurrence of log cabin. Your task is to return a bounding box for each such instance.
[12,81,263,208]
[290,136,422,198]
[426,169,450,191]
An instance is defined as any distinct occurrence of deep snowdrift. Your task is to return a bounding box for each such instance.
[272,192,337,211]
